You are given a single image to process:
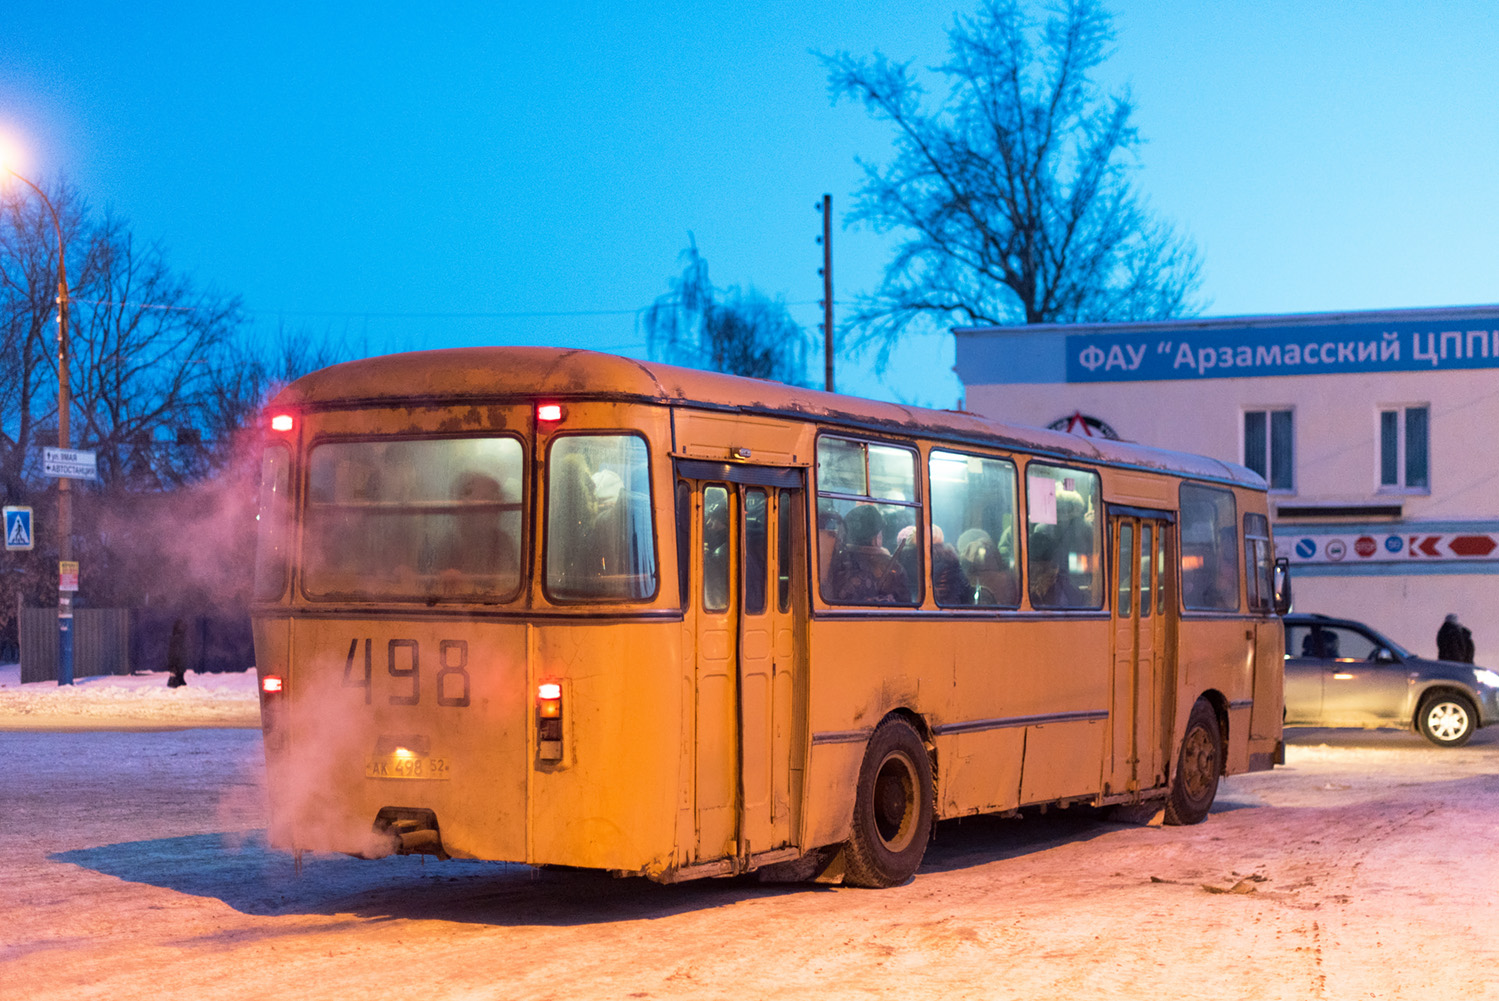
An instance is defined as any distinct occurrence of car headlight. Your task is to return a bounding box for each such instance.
[1474,669,1499,689]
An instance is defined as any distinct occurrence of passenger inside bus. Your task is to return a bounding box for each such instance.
[927,525,972,605]
[956,527,1018,606]
[827,503,910,604]
[442,470,519,586]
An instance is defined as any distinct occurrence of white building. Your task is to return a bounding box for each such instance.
[954,305,1499,661]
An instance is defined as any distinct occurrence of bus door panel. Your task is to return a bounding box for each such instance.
[694,484,738,861]
[684,475,801,865]
[1107,515,1172,797]
[738,487,775,852]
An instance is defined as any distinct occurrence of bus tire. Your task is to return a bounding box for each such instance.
[1164,698,1221,826]
[1417,691,1476,747]
[843,717,934,888]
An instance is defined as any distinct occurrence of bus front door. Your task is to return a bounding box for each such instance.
[687,477,804,867]
[1107,516,1174,798]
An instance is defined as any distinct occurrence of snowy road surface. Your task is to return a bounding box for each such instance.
[3,673,1498,1000]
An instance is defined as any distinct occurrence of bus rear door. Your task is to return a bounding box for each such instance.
[679,464,806,868]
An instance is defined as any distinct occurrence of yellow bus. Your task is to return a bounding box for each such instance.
[251,347,1287,888]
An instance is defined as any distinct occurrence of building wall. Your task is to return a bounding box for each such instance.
[966,368,1499,522]
[956,308,1499,664]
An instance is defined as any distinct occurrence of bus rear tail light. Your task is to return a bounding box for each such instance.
[537,682,563,761]
[536,403,565,423]
[269,413,295,433]
[259,675,287,748]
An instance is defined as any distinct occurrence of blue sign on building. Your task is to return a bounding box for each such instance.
[1065,316,1499,383]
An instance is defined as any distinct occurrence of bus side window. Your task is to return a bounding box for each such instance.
[1180,484,1239,612]
[929,449,1019,607]
[814,436,922,606]
[1025,464,1102,610]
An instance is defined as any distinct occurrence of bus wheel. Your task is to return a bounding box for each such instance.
[1164,699,1221,826]
[843,717,934,888]
[1417,692,1476,747]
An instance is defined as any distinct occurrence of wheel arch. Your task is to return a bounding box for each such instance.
[1412,684,1478,728]
[877,707,938,808]
[1192,688,1231,777]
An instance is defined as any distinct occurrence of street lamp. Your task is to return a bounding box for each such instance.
[2,164,75,686]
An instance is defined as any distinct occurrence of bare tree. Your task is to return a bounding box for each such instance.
[0,180,95,503]
[68,212,245,488]
[201,320,351,451]
[644,238,809,385]
[824,0,1203,364]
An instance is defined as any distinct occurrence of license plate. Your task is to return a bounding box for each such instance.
[365,755,451,780]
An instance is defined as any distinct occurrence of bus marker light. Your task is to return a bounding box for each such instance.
[270,413,295,433]
[537,683,564,760]
[537,403,564,423]
[262,675,284,694]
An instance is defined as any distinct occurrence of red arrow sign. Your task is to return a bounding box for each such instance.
[1418,536,1443,557]
[1449,535,1498,557]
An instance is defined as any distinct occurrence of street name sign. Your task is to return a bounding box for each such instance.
[43,448,97,480]
[4,506,33,551]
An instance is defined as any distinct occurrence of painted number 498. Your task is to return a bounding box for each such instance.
[342,638,472,707]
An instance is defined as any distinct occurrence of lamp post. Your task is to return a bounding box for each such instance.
[4,168,74,686]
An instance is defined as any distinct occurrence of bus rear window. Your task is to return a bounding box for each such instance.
[545,434,658,601]
[303,437,524,602]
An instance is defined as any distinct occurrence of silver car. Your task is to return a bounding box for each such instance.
[1284,613,1499,746]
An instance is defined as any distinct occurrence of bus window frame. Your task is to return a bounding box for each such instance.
[927,445,1022,610]
[541,428,663,606]
[298,430,529,606]
[1021,459,1105,613]
[813,431,924,609]
[1178,482,1241,615]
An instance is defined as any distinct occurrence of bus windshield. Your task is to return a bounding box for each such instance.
[303,436,525,602]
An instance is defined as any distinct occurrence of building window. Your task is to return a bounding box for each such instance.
[1379,405,1429,491]
[1243,409,1293,491]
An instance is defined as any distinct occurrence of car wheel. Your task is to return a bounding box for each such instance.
[1165,698,1222,826]
[1417,692,1477,747]
[842,717,934,887]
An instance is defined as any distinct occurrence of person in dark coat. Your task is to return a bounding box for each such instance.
[1436,613,1475,663]
[166,617,189,688]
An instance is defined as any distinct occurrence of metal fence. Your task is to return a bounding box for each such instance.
[19,607,133,683]
[18,605,254,683]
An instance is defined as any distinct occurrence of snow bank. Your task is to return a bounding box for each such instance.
[0,662,260,729]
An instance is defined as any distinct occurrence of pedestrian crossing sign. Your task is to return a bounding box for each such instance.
[4,506,34,551]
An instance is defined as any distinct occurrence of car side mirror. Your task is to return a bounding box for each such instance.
[1272,557,1292,616]
[1373,647,1396,663]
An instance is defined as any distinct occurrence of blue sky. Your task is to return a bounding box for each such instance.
[3,1,1497,409]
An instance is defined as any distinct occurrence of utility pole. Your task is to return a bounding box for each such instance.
[817,194,834,392]
[4,167,74,685]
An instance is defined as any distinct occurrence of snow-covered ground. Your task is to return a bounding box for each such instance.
[3,667,1498,1000]
[0,662,260,729]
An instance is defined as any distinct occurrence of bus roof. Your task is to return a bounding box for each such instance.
[272,346,1264,489]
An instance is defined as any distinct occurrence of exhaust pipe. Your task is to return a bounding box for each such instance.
[372,807,451,860]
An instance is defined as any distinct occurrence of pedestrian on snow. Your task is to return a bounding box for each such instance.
[166,618,189,688]
[1436,613,1475,663]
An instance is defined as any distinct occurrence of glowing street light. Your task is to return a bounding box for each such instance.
[1,155,75,686]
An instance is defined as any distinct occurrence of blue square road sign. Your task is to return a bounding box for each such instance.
[4,506,34,551]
